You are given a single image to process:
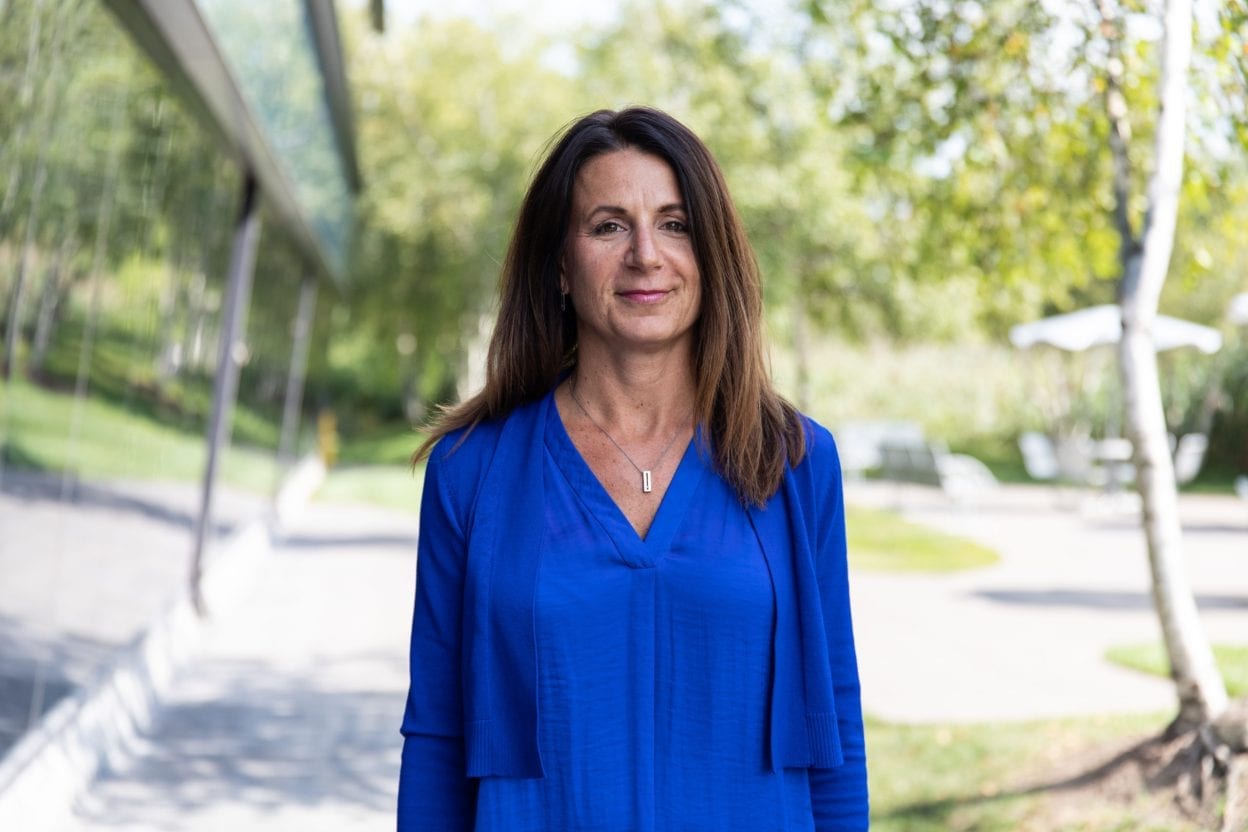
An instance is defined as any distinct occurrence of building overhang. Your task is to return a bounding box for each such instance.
[101,0,360,286]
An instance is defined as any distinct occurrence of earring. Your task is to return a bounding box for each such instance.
[561,290,567,313]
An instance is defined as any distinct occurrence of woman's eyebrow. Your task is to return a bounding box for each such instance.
[586,202,687,216]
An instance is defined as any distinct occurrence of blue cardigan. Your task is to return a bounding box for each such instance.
[399,393,868,829]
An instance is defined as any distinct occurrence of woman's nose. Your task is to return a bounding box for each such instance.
[627,227,661,270]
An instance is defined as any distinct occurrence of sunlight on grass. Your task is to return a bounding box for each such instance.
[1106,643,1248,697]
[867,712,1187,831]
[846,505,999,572]
[1,377,277,492]
[337,426,427,466]
[315,464,423,514]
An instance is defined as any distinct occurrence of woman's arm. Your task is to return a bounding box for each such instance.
[807,428,870,830]
[398,448,476,831]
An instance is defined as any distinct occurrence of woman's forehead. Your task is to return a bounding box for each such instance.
[572,149,683,210]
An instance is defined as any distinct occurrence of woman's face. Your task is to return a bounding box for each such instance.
[562,148,702,359]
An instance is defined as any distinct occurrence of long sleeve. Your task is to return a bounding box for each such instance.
[398,447,477,831]
[807,430,870,830]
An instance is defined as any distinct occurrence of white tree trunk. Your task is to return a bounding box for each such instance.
[1113,0,1227,728]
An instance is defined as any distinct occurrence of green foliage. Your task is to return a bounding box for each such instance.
[1106,642,1248,697]
[802,0,1247,334]
[1211,342,1248,473]
[7,0,1248,468]
[341,12,578,414]
[801,0,1128,332]
[325,0,1248,434]
[772,336,1037,451]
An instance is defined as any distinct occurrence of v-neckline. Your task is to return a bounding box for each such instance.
[546,399,705,569]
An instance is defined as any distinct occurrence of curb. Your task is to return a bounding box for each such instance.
[0,454,327,831]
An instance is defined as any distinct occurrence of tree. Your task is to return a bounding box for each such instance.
[342,11,578,416]
[1098,0,1229,733]
[802,0,1248,819]
[1101,2,1248,824]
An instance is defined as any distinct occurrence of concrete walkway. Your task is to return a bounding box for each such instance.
[847,480,1248,723]
[0,472,266,760]
[67,501,418,832]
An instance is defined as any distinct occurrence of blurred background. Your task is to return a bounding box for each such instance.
[1,0,1247,829]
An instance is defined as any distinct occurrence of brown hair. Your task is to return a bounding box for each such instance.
[412,107,805,506]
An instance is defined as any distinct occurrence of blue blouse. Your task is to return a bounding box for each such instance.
[471,404,815,831]
[398,389,868,831]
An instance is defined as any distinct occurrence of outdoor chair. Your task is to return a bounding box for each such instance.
[879,437,998,503]
[837,420,925,479]
[1018,431,1059,481]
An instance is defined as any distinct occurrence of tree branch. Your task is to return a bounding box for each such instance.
[1097,0,1140,268]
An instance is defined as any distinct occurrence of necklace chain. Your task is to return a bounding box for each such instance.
[569,378,688,494]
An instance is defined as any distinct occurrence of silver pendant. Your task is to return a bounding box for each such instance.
[642,470,653,493]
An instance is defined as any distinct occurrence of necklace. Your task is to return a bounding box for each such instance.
[569,378,688,494]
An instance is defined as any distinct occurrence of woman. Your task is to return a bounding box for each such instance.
[400,107,867,831]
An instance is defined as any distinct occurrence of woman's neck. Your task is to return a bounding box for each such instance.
[567,345,696,435]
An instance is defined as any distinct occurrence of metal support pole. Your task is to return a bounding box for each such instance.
[276,273,318,473]
[189,174,261,615]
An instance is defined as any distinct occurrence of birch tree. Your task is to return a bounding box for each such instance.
[1098,0,1229,733]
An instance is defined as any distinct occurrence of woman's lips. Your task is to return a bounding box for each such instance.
[619,289,669,304]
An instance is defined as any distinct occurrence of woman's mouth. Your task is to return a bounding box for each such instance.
[619,289,668,304]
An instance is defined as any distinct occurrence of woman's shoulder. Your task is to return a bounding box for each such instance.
[790,412,843,494]
[426,393,549,489]
[424,395,549,527]
[427,417,506,483]
[795,412,840,466]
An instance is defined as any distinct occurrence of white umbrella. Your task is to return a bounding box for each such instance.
[1230,292,1248,326]
[1009,304,1222,354]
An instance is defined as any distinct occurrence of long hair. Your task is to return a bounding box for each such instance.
[413,107,805,506]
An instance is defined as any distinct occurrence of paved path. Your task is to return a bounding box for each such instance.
[67,501,418,832]
[0,472,265,759]
[847,481,1248,723]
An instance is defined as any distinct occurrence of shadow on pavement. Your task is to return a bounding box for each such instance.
[1,471,236,538]
[975,588,1248,611]
[74,656,403,827]
[0,616,116,759]
[278,533,416,551]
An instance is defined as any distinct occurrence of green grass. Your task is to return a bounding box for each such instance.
[1106,642,1248,697]
[1,376,278,493]
[846,505,1000,572]
[336,424,426,466]
[34,319,281,450]
[867,712,1191,830]
[315,463,424,514]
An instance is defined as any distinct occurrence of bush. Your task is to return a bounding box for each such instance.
[1210,342,1248,474]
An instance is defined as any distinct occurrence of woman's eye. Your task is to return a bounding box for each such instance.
[662,220,688,233]
[593,220,625,235]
